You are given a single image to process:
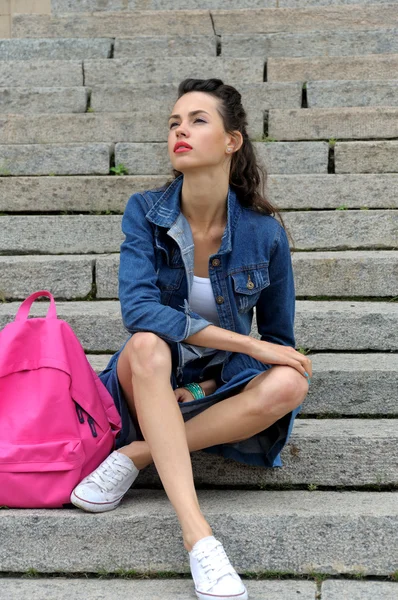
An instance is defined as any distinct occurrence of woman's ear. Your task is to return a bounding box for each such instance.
[228,131,244,153]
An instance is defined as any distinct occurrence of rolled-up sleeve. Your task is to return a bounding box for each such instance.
[255,223,296,348]
[118,193,212,343]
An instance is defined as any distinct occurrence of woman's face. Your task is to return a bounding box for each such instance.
[167,91,233,174]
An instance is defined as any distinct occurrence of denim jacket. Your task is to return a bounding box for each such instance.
[118,174,296,388]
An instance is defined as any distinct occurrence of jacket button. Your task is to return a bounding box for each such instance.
[216,295,224,304]
[212,258,221,267]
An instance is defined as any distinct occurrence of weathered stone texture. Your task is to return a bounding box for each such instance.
[222,28,398,58]
[0,491,396,574]
[0,256,93,300]
[84,57,264,85]
[212,6,398,34]
[0,144,111,176]
[0,176,165,212]
[0,60,83,86]
[12,11,214,38]
[335,141,398,173]
[0,579,316,600]
[0,87,88,115]
[269,108,398,140]
[267,55,398,81]
[307,80,398,108]
[0,38,111,60]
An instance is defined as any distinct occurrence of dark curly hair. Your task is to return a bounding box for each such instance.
[165,77,292,244]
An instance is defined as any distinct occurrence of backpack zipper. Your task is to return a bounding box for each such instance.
[87,416,98,438]
[75,402,85,424]
[75,401,97,438]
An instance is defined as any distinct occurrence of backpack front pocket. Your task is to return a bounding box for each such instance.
[0,439,85,508]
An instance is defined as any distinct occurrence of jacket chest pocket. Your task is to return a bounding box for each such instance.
[230,265,270,314]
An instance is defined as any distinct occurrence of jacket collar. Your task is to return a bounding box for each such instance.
[145,174,242,255]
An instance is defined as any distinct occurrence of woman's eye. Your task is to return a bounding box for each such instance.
[169,118,206,129]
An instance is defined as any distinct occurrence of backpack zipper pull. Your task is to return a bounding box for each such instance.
[75,403,85,424]
[87,416,98,438]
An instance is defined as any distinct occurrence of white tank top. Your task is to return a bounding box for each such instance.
[190,275,220,327]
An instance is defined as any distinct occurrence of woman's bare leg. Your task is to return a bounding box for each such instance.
[117,337,308,516]
[120,332,212,552]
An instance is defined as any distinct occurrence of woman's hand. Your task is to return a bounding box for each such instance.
[174,387,195,403]
[174,379,218,403]
[250,338,312,380]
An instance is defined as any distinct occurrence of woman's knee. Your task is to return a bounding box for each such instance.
[249,365,308,418]
[126,332,172,377]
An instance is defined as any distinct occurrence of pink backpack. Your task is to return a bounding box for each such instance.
[0,291,121,508]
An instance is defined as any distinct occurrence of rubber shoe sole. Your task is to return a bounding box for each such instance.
[195,588,248,600]
[70,489,124,513]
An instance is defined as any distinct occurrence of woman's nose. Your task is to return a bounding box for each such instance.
[175,123,189,137]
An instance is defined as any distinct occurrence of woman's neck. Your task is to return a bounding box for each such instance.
[180,171,229,233]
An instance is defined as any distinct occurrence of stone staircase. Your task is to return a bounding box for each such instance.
[0,1,397,598]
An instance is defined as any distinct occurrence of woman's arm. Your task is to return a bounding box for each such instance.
[185,325,311,378]
[186,224,312,379]
[118,193,213,343]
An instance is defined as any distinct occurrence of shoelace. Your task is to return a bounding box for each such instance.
[192,541,236,586]
[84,457,132,493]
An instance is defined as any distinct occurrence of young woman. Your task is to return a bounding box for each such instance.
[70,78,312,600]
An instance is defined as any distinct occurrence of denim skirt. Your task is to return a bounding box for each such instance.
[98,342,302,468]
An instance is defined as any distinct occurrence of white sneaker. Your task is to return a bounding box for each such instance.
[189,535,248,600]
[70,450,140,513]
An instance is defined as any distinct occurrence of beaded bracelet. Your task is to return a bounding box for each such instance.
[184,382,205,400]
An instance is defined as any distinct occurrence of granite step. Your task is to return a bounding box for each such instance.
[112,141,398,177]
[306,80,398,108]
[84,57,265,85]
[269,107,398,141]
[112,140,325,176]
[211,5,398,35]
[51,0,398,12]
[335,142,398,174]
[3,250,397,301]
[126,419,398,488]
[14,6,397,38]
[2,210,396,254]
[3,30,398,61]
[88,352,398,417]
[2,172,398,213]
[12,11,214,38]
[0,38,112,60]
[222,28,398,58]
[0,113,164,144]
[0,490,396,575]
[267,54,398,82]
[94,250,398,299]
[2,107,398,144]
[0,61,83,87]
[89,81,302,119]
[1,300,397,352]
[95,77,398,111]
[1,579,397,600]
[0,579,318,600]
[0,143,112,176]
[0,88,89,115]
[0,250,398,300]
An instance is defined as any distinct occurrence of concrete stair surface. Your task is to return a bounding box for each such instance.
[1,299,398,351]
[1,1,397,597]
[0,491,397,574]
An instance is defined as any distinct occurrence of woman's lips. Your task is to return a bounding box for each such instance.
[174,146,192,153]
